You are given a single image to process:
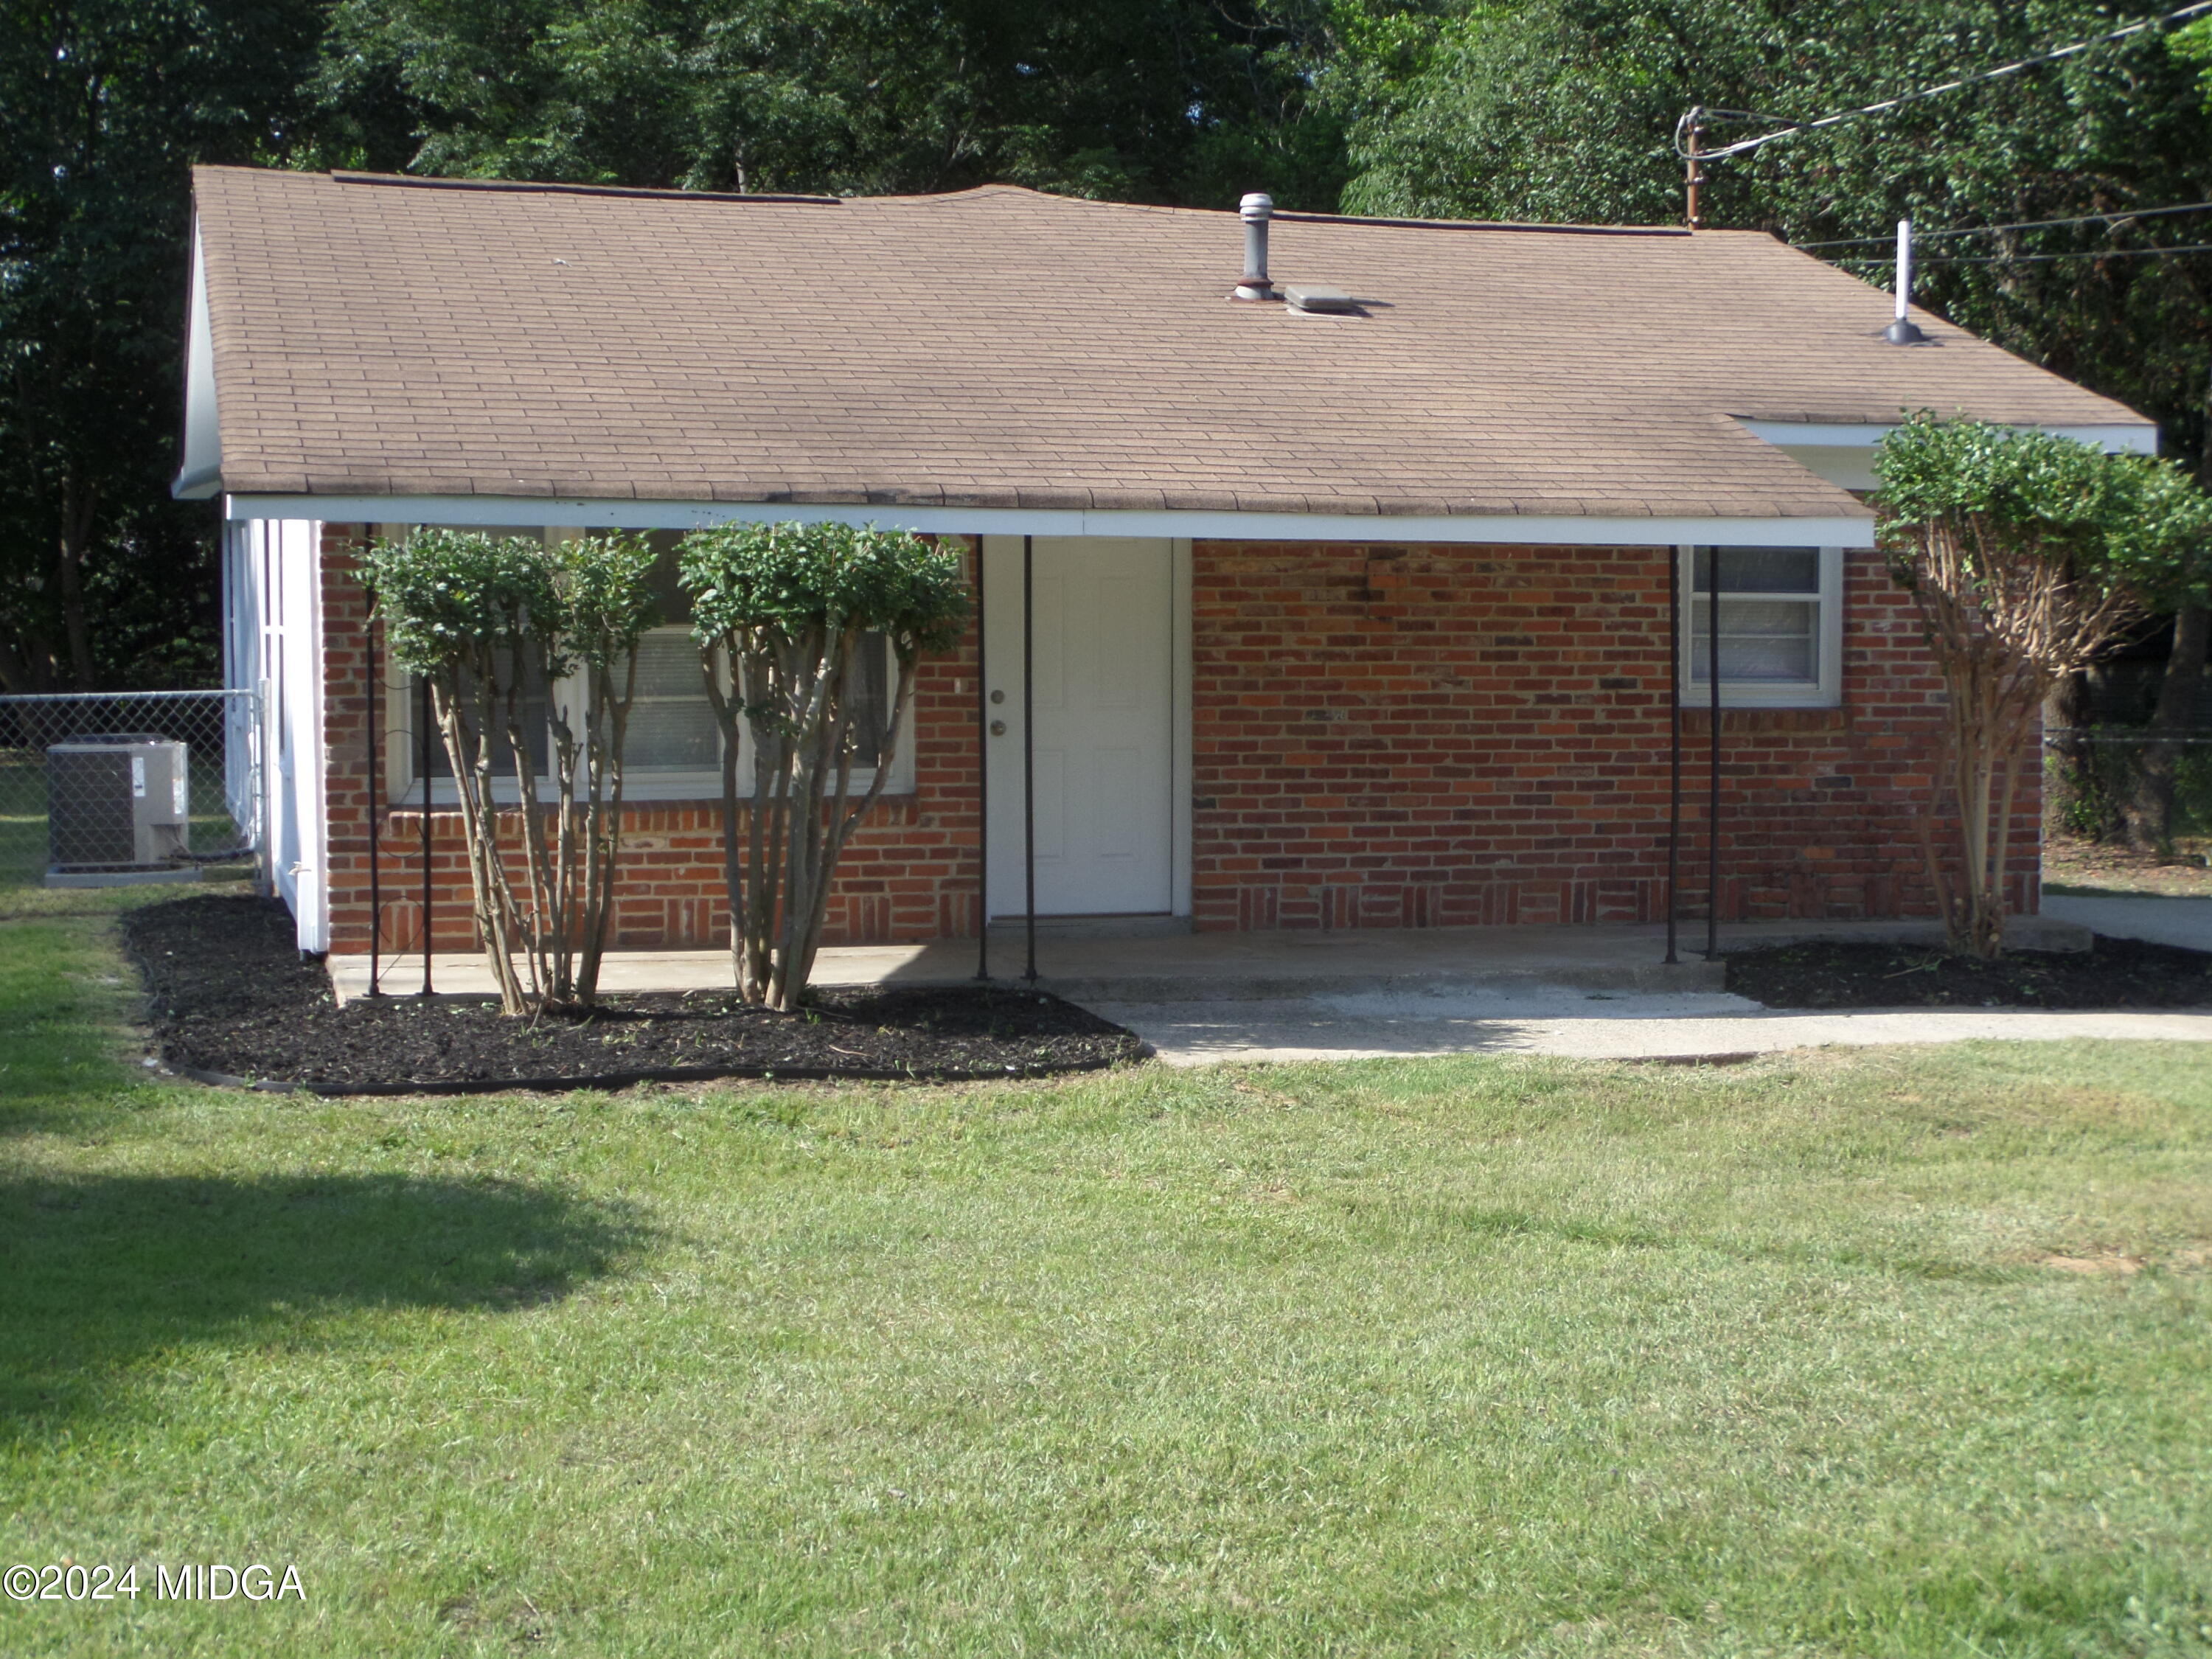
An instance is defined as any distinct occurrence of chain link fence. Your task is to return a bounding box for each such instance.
[2045,726,2212,845]
[0,690,262,887]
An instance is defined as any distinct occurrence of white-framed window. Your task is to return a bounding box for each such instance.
[1675,545,1843,709]
[380,526,912,803]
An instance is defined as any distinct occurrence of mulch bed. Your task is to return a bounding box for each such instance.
[1726,933,2212,1010]
[123,895,1148,1093]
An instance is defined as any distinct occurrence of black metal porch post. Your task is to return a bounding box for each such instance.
[974,535,991,981]
[420,672,435,995]
[1706,549,1722,961]
[1022,534,1038,984]
[367,605,382,995]
[1665,549,1680,966]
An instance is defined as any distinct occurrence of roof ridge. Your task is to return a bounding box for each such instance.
[325,170,840,206]
[214,167,1711,235]
[1274,209,1690,237]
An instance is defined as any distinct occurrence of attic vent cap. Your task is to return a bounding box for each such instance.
[1283,285,1357,315]
[1233,191,1278,301]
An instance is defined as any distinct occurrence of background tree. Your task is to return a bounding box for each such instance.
[1324,1,2212,470]
[680,523,967,1012]
[305,0,1347,206]
[1874,417,2212,957]
[0,0,326,691]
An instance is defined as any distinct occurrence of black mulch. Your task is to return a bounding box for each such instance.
[1726,933,2212,1010]
[123,895,1148,1093]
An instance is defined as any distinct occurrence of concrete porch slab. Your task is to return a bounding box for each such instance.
[326,914,2091,1005]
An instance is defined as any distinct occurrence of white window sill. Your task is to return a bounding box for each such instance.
[1680,686,1842,710]
[386,775,910,808]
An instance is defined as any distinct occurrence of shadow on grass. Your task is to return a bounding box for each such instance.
[0,1172,650,1439]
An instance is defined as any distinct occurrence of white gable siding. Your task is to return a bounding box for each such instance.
[225,516,328,951]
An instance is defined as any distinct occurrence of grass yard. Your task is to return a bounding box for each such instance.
[3,885,2210,1655]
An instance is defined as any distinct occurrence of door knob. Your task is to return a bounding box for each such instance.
[990,720,1007,737]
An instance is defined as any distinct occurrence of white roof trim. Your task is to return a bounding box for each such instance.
[223,494,1877,549]
[1738,418,2157,453]
[173,220,223,500]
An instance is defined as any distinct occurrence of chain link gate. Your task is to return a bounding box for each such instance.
[0,690,263,887]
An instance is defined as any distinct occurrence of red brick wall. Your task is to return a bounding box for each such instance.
[1187,539,2037,931]
[320,526,984,956]
[319,527,2034,955]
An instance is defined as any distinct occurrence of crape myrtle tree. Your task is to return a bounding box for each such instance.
[1874,417,2212,959]
[679,523,969,1012]
[363,529,657,1015]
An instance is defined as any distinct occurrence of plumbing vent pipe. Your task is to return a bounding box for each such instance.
[1234,193,1276,301]
[1885,218,1927,344]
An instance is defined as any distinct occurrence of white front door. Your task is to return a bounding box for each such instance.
[985,537,1175,917]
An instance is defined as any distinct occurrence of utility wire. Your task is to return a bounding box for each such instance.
[1832,240,2212,265]
[1674,0,2212,163]
[1794,200,2212,248]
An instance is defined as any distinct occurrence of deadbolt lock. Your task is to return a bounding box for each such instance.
[990,720,1007,737]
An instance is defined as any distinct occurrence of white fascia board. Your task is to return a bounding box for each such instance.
[1739,419,2157,454]
[173,220,223,501]
[226,495,1877,549]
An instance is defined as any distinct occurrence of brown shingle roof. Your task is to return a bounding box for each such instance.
[189,167,2148,522]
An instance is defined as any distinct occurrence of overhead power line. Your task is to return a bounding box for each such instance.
[1674,0,2212,164]
[1833,240,2212,265]
[1793,200,2212,248]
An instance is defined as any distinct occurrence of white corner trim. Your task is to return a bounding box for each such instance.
[303,519,330,953]
[226,494,1878,549]
[1737,418,2157,454]
[1171,536,1193,920]
[173,221,223,500]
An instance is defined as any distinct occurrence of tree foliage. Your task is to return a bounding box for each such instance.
[0,0,327,690]
[679,522,968,1011]
[1874,416,2212,956]
[1321,0,2212,476]
[306,0,1346,206]
[364,529,657,1014]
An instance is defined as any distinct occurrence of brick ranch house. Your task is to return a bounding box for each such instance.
[177,165,2157,959]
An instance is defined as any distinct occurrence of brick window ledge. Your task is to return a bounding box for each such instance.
[1680,707,1850,734]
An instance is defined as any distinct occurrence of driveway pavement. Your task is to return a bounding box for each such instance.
[1088,987,2212,1065]
[2041,894,2212,953]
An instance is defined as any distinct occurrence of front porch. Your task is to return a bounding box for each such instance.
[327,913,2092,1006]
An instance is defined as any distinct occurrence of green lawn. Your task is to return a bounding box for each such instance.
[2,884,2209,1655]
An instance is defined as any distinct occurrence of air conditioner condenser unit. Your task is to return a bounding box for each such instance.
[46,737,192,874]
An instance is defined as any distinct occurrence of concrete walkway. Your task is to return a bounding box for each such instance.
[327,914,2090,1005]
[2042,894,2212,952]
[1085,987,2212,1065]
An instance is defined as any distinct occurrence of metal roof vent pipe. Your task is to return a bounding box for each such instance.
[1885,218,1927,344]
[1234,192,1278,301]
